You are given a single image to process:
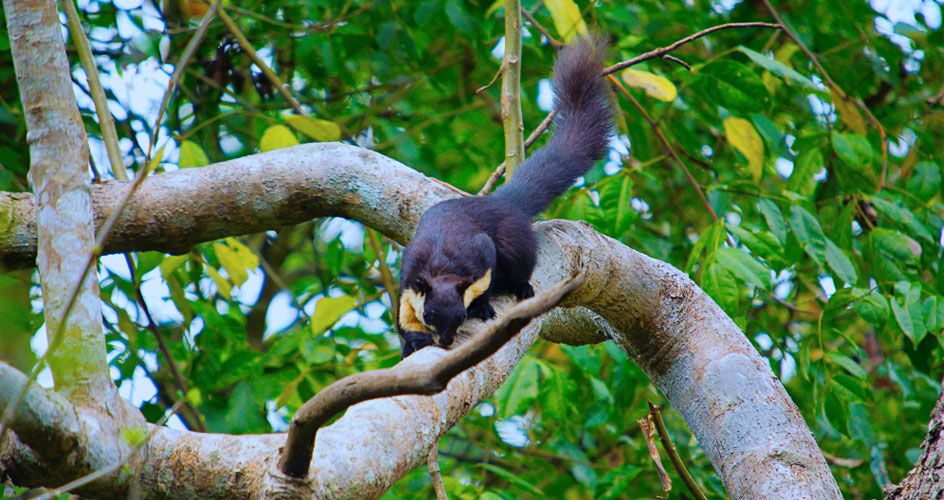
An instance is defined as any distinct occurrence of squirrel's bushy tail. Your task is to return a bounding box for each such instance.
[492,35,614,218]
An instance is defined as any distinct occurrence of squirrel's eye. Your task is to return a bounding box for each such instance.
[415,277,428,291]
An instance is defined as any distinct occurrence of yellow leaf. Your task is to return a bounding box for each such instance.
[310,295,357,336]
[544,0,587,42]
[620,69,678,102]
[213,237,258,287]
[204,264,232,301]
[179,140,209,168]
[259,124,299,152]
[830,87,868,135]
[285,115,342,142]
[723,117,765,182]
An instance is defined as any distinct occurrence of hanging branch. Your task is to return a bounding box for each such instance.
[277,271,584,478]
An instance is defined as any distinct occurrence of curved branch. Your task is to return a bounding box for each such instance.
[279,273,584,477]
[0,143,461,270]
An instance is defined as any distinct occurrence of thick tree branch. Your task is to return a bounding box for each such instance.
[279,273,583,477]
[0,143,841,499]
[0,143,461,270]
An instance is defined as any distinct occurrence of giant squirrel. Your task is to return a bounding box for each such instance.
[397,36,614,358]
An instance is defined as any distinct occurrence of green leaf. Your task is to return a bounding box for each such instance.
[831,131,873,170]
[692,60,771,113]
[906,162,941,201]
[259,124,299,152]
[736,45,817,89]
[703,263,740,312]
[788,205,828,263]
[445,0,478,34]
[869,195,935,243]
[826,352,868,379]
[853,291,889,325]
[204,264,232,301]
[179,140,210,168]
[716,247,770,289]
[495,356,540,418]
[891,296,918,344]
[825,239,857,285]
[477,464,544,496]
[757,199,787,244]
[686,219,725,273]
[309,295,357,335]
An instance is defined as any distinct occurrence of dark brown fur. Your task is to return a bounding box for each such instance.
[398,36,614,357]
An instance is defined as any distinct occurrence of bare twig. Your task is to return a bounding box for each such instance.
[639,412,671,491]
[603,22,781,75]
[428,446,449,500]
[478,110,555,195]
[522,9,564,48]
[278,272,585,478]
[366,230,398,322]
[61,0,127,180]
[33,400,184,500]
[476,60,505,94]
[649,401,708,500]
[757,0,888,192]
[218,7,304,115]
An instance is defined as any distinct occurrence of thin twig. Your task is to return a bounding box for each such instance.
[608,74,736,247]
[61,0,127,180]
[33,400,184,500]
[638,412,671,491]
[648,401,708,500]
[366,230,398,322]
[522,9,564,48]
[477,110,555,195]
[217,7,304,115]
[603,22,781,75]
[147,2,219,161]
[428,446,449,500]
[123,254,207,432]
[661,54,691,70]
[278,272,585,477]
[757,0,888,192]
[476,60,505,94]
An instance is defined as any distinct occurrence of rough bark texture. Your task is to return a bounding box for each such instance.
[5,0,109,400]
[0,143,461,270]
[0,143,843,498]
[2,2,146,497]
[884,377,944,500]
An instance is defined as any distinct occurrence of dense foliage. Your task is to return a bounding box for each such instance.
[2,0,943,498]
